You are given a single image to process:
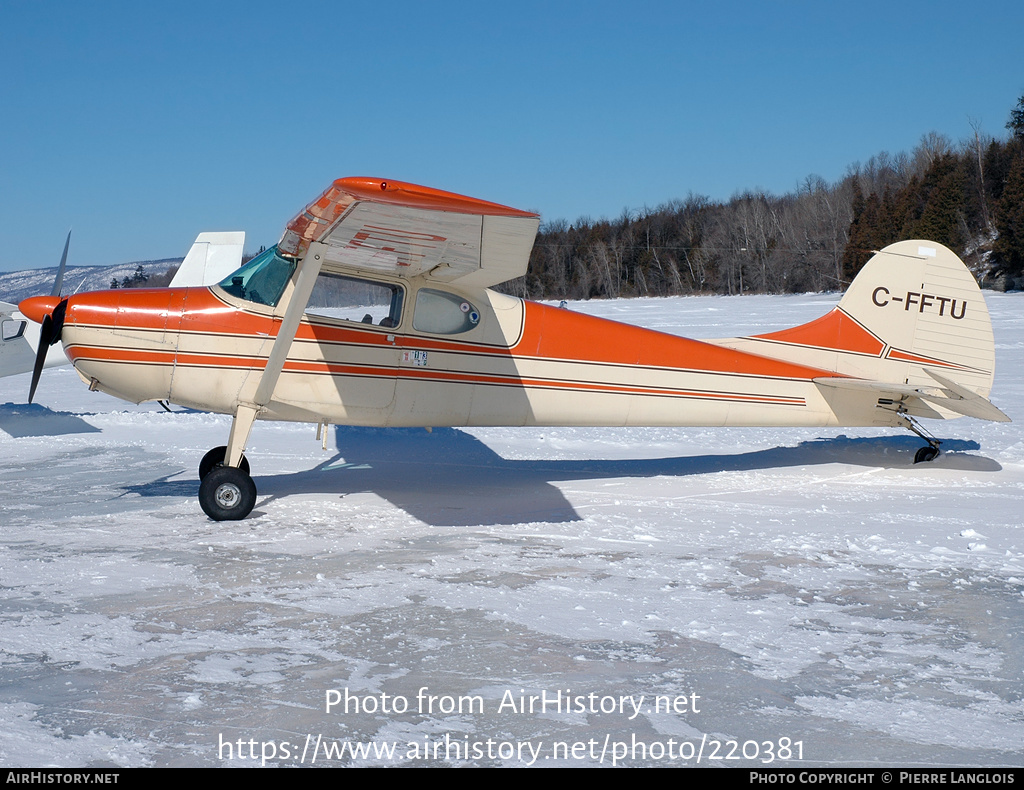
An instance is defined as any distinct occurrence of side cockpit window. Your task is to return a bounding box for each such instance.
[218,246,296,308]
[306,272,403,328]
[413,289,481,335]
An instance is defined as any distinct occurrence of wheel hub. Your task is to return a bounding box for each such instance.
[215,482,241,508]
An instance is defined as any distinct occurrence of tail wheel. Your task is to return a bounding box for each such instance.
[199,446,250,480]
[199,466,257,521]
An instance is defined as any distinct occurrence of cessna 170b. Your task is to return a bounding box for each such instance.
[19,177,1009,521]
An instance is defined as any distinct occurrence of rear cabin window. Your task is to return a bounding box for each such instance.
[412,289,481,335]
[306,272,403,328]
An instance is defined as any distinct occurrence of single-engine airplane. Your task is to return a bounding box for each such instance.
[19,177,1010,521]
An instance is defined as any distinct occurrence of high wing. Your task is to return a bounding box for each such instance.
[278,177,540,289]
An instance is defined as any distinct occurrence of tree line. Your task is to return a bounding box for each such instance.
[113,98,1023,299]
[500,96,1024,300]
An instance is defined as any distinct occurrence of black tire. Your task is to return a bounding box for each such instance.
[199,446,250,480]
[914,446,939,464]
[199,466,257,521]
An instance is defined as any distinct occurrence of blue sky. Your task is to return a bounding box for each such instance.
[1,0,1022,271]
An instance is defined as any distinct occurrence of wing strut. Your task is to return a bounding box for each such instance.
[222,243,326,469]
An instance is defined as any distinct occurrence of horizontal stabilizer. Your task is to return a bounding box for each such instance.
[921,369,1011,422]
[815,372,1010,423]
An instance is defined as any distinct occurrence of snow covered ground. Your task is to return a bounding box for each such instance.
[1,292,1022,767]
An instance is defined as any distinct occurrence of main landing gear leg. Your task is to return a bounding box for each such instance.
[199,405,259,521]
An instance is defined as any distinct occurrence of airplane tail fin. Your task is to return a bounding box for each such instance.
[749,240,1006,423]
[837,241,994,391]
[170,232,245,287]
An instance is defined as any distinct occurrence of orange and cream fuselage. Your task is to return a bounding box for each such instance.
[55,277,887,432]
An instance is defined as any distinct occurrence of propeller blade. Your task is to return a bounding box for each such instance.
[27,298,68,404]
[51,230,71,298]
[28,314,53,404]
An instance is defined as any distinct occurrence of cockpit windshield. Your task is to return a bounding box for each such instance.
[217,245,297,307]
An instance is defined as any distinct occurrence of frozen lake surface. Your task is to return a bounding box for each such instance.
[1,291,1022,767]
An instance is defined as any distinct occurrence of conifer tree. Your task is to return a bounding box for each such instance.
[1006,95,1024,140]
[913,154,966,251]
[993,146,1024,278]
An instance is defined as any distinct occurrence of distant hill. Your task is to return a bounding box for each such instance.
[0,258,182,305]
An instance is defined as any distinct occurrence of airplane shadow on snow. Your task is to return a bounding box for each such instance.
[0,401,101,437]
[149,426,997,527]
